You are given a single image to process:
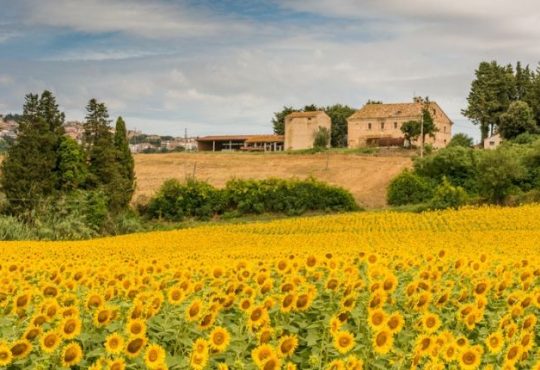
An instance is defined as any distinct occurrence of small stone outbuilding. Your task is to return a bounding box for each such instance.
[284,111,331,150]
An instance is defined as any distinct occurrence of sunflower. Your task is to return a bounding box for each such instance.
[441,343,457,362]
[40,330,61,353]
[280,293,296,313]
[144,344,166,369]
[107,358,126,370]
[422,312,441,333]
[278,335,298,357]
[208,326,230,353]
[61,342,83,367]
[519,331,534,352]
[190,352,208,370]
[125,336,147,358]
[186,299,203,321]
[326,359,346,370]
[415,334,434,355]
[86,292,104,309]
[485,332,504,354]
[93,306,113,327]
[249,306,268,327]
[167,287,184,305]
[0,341,13,367]
[504,344,522,364]
[60,317,82,339]
[386,312,404,334]
[295,293,312,311]
[252,344,275,367]
[9,339,32,360]
[458,346,482,370]
[217,363,229,370]
[193,338,209,355]
[372,329,393,355]
[345,355,363,370]
[258,326,274,344]
[105,333,125,355]
[23,326,41,341]
[127,318,147,337]
[333,331,355,354]
[329,315,343,334]
[368,309,386,330]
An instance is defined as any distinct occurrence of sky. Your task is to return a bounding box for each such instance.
[1,1,540,142]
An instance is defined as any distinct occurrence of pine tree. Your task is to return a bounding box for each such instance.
[0,91,65,214]
[83,99,124,211]
[113,116,135,209]
[57,136,88,191]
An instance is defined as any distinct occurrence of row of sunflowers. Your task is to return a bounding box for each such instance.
[0,205,539,369]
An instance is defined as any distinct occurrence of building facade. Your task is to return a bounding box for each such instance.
[196,135,284,152]
[284,111,331,150]
[347,101,452,149]
[484,133,502,150]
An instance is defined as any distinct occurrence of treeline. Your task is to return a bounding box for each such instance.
[463,61,540,143]
[142,177,360,221]
[0,91,136,238]
[387,136,540,209]
[272,104,355,147]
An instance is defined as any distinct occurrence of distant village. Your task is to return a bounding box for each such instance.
[0,115,198,153]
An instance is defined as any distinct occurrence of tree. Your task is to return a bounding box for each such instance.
[0,91,65,214]
[83,99,125,211]
[476,148,525,204]
[366,100,383,104]
[448,133,474,148]
[272,106,298,135]
[57,136,88,191]
[420,100,438,147]
[325,104,355,147]
[462,61,515,145]
[313,127,330,149]
[113,116,136,209]
[498,101,537,140]
[401,121,421,147]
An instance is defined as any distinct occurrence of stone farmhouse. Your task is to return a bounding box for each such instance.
[284,111,331,150]
[347,101,452,149]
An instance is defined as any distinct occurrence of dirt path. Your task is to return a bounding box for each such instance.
[134,152,412,208]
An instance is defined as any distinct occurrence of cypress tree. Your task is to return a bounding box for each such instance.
[0,91,65,214]
[113,116,135,209]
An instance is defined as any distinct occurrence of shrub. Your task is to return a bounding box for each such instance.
[387,171,434,206]
[476,148,526,204]
[0,216,33,240]
[430,177,468,210]
[447,133,474,148]
[146,179,223,221]
[414,146,479,191]
[313,127,330,149]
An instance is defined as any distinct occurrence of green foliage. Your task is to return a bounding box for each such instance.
[113,116,136,210]
[448,133,474,148]
[0,216,33,240]
[414,146,479,190]
[498,100,538,139]
[401,120,421,145]
[313,127,330,149]
[146,177,359,221]
[147,179,224,221]
[0,91,65,214]
[475,148,526,204]
[512,132,540,144]
[387,171,434,206]
[429,177,468,210]
[57,136,88,191]
[272,106,297,135]
[324,104,356,147]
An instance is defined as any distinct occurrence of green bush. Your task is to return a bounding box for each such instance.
[0,216,34,240]
[146,179,224,221]
[414,146,479,191]
[429,177,468,210]
[145,177,359,221]
[387,171,434,206]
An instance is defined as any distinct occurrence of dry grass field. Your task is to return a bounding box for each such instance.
[134,152,412,208]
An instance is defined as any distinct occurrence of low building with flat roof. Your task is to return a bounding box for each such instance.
[196,134,284,152]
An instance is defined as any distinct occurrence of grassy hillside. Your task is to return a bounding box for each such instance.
[134,152,412,208]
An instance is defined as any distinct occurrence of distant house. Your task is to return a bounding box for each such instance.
[347,101,452,148]
[484,133,502,150]
[284,111,331,150]
[196,135,284,152]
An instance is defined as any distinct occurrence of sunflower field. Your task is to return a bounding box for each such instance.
[0,205,539,369]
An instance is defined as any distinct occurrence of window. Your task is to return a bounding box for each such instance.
[394,122,398,129]
[368,123,372,130]
[381,122,385,130]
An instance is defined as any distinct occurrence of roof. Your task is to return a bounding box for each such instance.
[197,134,283,143]
[285,111,328,119]
[348,102,453,123]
